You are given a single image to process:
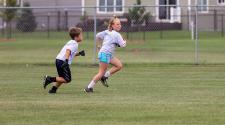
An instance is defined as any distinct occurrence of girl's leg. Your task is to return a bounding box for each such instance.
[86,62,108,89]
[107,57,123,76]
[100,57,122,87]
[94,62,108,82]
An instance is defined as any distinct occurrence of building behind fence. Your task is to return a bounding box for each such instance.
[0,4,224,39]
[0,1,225,64]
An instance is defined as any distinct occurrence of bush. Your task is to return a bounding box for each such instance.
[16,2,37,32]
[128,0,151,27]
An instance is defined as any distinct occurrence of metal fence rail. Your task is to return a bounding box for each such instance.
[0,5,225,64]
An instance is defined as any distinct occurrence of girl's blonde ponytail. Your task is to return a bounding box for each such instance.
[108,15,118,31]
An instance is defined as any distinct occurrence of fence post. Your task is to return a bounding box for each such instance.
[6,21,12,39]
[57,11,61,31]
[143,31,146,41]
[160,21,163,39]
[222,15,224,37]
[1,20,5,37]
[126,24,129,40]
[214,9,217,31]
[195,6,199,65]
[93,6,97,64]
[65,10,68,31]
[47,13,50,38]
[126,30,129,40]
[187,9,190,30]
[85,21,89,39]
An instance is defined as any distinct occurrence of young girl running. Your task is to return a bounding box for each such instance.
[84,16,126,93]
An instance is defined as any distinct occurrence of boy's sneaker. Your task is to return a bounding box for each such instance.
[100,76,109,87]
[43,75,52,89]
[48,89,56,94]
[84,87,93,93]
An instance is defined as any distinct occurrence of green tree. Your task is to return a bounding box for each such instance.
[128,0,151,30]
[1,0,17,22]
[0,0,17,38]
[16,2,37,32]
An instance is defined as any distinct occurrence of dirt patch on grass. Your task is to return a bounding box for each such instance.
[127,39,145,44]
[127,48,151,53]
[0,38,16,42]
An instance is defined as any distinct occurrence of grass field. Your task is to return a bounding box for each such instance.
[0,31,225,125]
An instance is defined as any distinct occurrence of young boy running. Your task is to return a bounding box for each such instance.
[43,27,85,94]
[84,16,126,93]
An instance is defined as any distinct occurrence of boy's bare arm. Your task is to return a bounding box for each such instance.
[61,49,71,68]
[65,49,71,60]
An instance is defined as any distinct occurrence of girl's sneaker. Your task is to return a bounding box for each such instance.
[100,76,109,87]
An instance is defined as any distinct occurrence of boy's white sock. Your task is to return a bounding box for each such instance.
[104,71,111,78]
[88,80,95,89]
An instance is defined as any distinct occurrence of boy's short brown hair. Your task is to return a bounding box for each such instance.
[69,27,82,40]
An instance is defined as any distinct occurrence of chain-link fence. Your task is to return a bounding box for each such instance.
[0,5,225,64]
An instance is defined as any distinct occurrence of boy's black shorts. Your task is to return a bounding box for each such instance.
[55,59,71,82]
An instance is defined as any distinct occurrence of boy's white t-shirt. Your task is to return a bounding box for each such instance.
[56,40,78,65]
[96,30,126,55]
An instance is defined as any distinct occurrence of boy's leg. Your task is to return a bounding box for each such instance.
[43,76,66,88]
[48,77,67,93]
[48,59,71,93]
[43,75,56,89]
